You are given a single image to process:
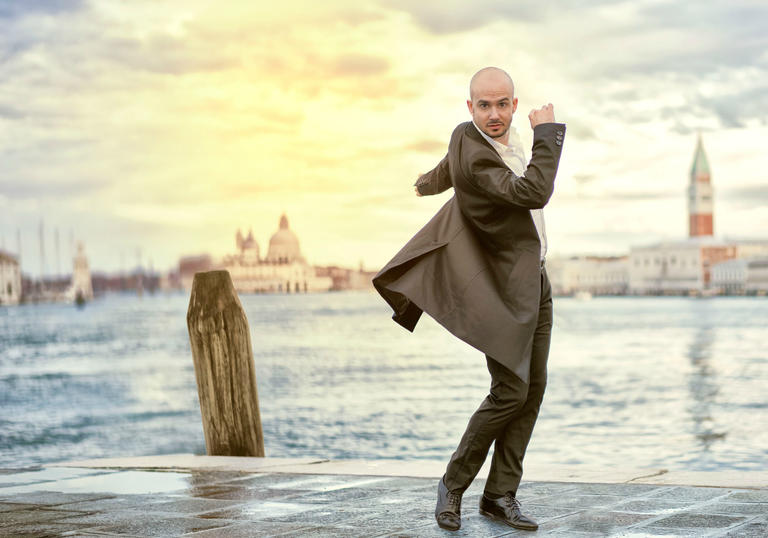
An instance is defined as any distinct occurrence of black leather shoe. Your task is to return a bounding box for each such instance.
[479,492,538,531]
[435,476,462,531]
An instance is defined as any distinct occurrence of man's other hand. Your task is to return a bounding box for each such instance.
[415,186,422,197]
[528,103,555,128]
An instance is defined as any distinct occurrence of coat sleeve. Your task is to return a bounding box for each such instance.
[414,154,452,196]
[463,123,566,209]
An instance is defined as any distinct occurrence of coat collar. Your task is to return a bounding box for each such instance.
[461,121,509,169]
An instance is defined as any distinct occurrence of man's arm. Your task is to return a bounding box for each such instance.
[414,154,452,196]
[464,105,565,209]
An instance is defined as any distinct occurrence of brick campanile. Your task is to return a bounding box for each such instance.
[688,135,714,237]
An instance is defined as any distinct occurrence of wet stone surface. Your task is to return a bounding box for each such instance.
[0,467,765,536]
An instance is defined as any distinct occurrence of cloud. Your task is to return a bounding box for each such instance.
[331,53,390,77]
[101,34,241,74]
[0,177,105,200]
[0,0,85,20]
[0,104,26,120]
[381,0,615,34]
[720,184,768,208]
[404,139,445,153]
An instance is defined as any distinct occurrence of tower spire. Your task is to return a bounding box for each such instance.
[688,134,714,237]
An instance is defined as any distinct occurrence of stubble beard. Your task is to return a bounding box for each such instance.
[484,121,509,140]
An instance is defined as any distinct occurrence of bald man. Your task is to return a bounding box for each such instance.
[374,67,566,532]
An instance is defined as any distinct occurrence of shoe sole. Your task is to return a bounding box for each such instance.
[479,508,538,531]
[435,511,460,531]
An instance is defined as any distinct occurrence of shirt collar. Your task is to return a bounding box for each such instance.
[472,121,520,153]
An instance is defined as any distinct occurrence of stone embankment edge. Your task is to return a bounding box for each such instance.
[48,454,767,490]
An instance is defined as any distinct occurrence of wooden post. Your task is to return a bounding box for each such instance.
[186,270,264,456]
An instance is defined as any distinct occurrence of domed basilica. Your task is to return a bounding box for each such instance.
[222,213,332,293]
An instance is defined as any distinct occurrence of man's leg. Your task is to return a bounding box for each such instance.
[443,355,529,494]
[484,269,553,497]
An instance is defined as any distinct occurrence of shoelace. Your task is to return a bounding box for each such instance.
[503,492,521,510]
[446,490,462,513]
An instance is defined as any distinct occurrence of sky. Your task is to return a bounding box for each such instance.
[1,0,767,277]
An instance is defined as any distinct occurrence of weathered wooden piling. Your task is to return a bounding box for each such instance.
[186,270,264,456]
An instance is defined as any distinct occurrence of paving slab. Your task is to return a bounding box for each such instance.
[1,458,766,537]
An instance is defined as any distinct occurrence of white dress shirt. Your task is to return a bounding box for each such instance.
[472,121,547,261]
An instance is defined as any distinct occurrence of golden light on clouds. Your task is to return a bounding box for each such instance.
[2,0,768,273]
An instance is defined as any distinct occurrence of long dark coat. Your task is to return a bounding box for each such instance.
[372,121,565,382]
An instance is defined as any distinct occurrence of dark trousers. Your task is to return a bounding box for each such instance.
[443,268,552,496]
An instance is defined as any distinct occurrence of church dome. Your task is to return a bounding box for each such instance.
[266,213,304,263]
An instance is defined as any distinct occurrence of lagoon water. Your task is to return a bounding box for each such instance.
[1,291,766,472]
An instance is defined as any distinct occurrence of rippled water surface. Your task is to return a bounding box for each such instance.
[1,292,766,471]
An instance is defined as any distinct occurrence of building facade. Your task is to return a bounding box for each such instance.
[628,238,738,294]
[712,257,768,295]
[219,213,332,293]
[547,256,628,296]
[0,250,22,305]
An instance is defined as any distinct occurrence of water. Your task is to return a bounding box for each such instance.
[1,292,766,472]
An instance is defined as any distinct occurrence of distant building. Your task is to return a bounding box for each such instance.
[0,250,22,305]
[628,136,746,295]
[179,254,213,291]
[219,213,332,293]
[688,135,714,237]
[547,256,628,296]
[315,261,378,291]
[629,238,737,294]
[712,257,768,295]
[66,242,93,303]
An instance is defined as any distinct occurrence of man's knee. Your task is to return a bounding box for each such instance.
[485,356,528,413]
[487,380,528,414]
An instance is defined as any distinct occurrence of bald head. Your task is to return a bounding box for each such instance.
[466,66,518,144]
[469,67,515,101]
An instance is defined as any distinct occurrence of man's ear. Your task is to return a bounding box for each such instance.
[466,99,473,115]
[512,97,518,114]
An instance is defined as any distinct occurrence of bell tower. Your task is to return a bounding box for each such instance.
[688,135,713,237]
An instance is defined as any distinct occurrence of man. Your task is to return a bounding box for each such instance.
[372,67,565,531]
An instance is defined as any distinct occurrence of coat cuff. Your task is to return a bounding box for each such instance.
[533,122,566,144]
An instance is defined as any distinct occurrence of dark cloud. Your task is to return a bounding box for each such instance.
[578,2,768,78]
[0,0,85,20]
[637,1,768,68]
[382,0,614,34]
[697,86,768,130]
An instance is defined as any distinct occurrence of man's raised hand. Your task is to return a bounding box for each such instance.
[528,103,555,128]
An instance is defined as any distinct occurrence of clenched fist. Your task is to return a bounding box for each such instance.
[528,103,555,128]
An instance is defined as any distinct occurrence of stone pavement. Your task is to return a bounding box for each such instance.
[0,458,766,537]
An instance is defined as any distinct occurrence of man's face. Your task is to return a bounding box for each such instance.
[466,76,518,141]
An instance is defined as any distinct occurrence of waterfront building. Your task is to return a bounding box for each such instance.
[628,136,747,295]
[178,254,213,291]
[629,238,737,294]
[711,257,768,295]
[66,242,93,303]
[315,261,378,291]
[547,256,628,296]
[0,250,22,305]
[220,213,332,293]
